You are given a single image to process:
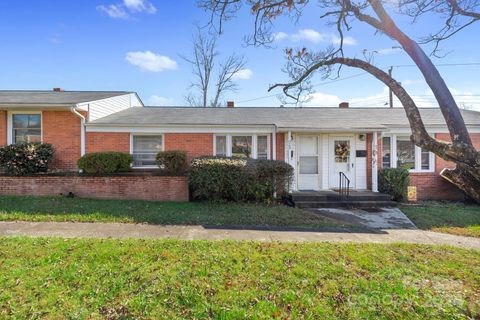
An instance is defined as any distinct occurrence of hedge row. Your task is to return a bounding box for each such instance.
[189,157,293,203]
[0,146,293,203]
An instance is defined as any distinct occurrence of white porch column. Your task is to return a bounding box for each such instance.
[287,131,293,165]
[372,131,379,192]
[272,126,277,160]
[287,131,296,191]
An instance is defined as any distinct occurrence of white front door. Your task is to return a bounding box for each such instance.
[329,136,356,189]
[297,135,320,190]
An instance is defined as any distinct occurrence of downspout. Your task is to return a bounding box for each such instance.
[70,107,86,158]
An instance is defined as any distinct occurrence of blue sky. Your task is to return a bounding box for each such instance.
[0,0,479,109]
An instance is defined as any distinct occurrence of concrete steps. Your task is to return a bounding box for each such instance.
[292,191,396,209]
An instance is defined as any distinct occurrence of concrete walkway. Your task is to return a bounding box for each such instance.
[0,221,479,250]
[312,207,417,229]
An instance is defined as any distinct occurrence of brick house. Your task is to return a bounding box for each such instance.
[1,89,480,201]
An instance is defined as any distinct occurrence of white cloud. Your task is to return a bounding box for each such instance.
[147,95,175,106]
[305,92,342,107]
[374,47,403,55]
[291,29,325,43]
[274,29,357,46]
[98,0,156,19]
[126,51,178,72]
[232,69,253,80]
[332,36,357,46]
[303,86,453,109]
[273,32,288,42]
[123,0,156,13]
[97,4,128,19]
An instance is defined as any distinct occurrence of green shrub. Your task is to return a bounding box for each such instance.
[379,167,410,201]
[0,142,55,176]
[156,150,188,175]
[189,157,293,203]
[246,159,294,201]
[77,152,132,174]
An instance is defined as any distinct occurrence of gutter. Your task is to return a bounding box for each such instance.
[70,107,86,157]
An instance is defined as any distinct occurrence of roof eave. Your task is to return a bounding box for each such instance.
[277,127,387,132]
[0,103,76,109]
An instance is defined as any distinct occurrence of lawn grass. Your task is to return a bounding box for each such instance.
[0,195,351,228]
[0,237,479,319]
[402,202,480,238]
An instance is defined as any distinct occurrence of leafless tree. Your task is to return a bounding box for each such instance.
[199,0,480,202]
[183,28,247,107]
[277,48,314,107]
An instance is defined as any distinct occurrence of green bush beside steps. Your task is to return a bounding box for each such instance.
[189,156,294,203]
[378,167,410,201]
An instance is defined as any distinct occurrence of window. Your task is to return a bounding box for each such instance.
[334,140,350,163]
[396,136,415,170]
[257,135,268,159]
[12,114,41,143]
[421,148,430,170]
[132,135,163,167]
[214,134,270,159]
[232,136,252,157]
[382,134,434,172]
[382,136,391,168]
[299,156,318,174]
[215,136,227,157]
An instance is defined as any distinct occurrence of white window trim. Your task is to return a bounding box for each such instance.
[130,133,165,169]
[7,111,43,145]
[213,134,271,159]
[383,133,435,173]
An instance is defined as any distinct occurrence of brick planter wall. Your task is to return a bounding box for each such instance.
[0,175,189,201]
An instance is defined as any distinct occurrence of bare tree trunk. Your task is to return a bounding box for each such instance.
[212,55,246,107]
[270,56,480,202]
[369,0,473,147]
[184,29,246,107]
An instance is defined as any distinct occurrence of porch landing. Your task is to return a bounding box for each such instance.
[291,190,396,209]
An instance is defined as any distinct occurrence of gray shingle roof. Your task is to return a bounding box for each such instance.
[0,90,132,106]
[87,106,480,130]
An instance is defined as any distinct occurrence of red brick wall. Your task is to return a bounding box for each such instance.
[0,111,6,147]
[0,175,189,201]
[42,111,84,171]
[409,132,480,201]
[86,132,130,153]
[274,133,285,161]
[83,132,282,165]
[164,133,213,161]
[372,132,480,200]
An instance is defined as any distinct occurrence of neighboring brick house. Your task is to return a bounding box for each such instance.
[0,90,143,171]
[1,89,480,200]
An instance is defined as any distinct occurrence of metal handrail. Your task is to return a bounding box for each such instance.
[339,172,350,198]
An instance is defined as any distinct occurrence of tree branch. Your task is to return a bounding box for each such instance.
[269,56,480,168]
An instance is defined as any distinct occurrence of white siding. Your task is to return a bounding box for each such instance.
[320,134,329,190]
[355,134,367,190]
[80,93,143,121]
